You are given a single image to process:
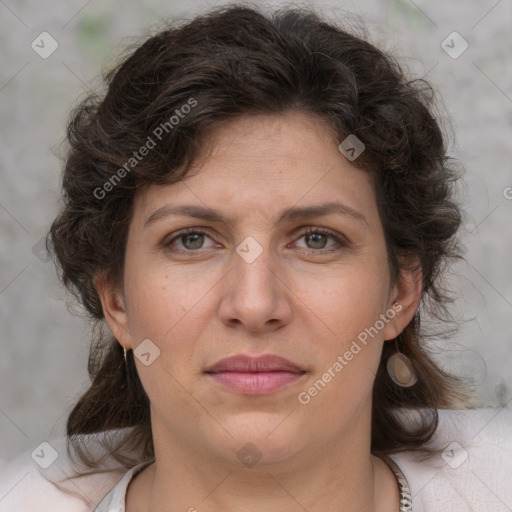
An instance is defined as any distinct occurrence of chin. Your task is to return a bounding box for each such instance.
[211,412,305,465]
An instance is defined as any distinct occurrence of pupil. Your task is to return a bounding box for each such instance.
[184,233,203,249]
[307,233,326,249]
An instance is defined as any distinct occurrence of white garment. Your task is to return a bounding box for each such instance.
[1,407,511,512]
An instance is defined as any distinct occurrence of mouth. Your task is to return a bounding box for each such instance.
[205,354,307,395]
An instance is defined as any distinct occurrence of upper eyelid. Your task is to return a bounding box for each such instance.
[163,227,220,244]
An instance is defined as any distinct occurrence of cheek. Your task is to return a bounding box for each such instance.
[123,262,217,343]
[293,257,389,394]
[295,278,386,419]
[123,265,216,412]
[295,259,390,341]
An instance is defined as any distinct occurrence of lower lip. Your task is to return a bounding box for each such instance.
[207,371,305,395]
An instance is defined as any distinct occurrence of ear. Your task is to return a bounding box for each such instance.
[382,262,423,341]
[94,273,133,350]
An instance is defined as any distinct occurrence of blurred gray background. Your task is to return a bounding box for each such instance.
[1,0,511,464]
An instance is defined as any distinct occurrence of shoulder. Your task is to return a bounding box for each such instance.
[390,406,512,512]
[0,434,129,512]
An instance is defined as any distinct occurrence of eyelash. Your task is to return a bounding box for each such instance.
[163,226,349,255]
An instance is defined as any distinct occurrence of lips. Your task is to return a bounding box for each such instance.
[205,354,304,374]
[205,354,306,395]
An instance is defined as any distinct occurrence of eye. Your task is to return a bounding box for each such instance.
[163,226,349,256]
[164,228,218,253]
[293,227,347,253]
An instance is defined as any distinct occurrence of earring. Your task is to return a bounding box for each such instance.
[387,312,419,387]
[123,347,127,364]
[387,351,417,387]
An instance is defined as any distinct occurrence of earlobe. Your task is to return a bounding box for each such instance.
[383,266,423,341]
[93,274,133,350]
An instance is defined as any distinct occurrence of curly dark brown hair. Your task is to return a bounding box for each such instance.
[48,3,472,470]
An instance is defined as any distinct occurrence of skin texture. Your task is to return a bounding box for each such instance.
[96,110,422,512]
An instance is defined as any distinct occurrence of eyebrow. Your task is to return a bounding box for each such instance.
[144,200,368,227]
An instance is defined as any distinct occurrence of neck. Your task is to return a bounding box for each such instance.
[144,444,376,512]
[125,407,399,512]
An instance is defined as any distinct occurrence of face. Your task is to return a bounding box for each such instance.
[99,110,420,466]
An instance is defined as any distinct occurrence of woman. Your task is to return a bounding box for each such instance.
[1,4,510,512]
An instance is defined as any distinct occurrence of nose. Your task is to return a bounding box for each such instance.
[217,242,293,334]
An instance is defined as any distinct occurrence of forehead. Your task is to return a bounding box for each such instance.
[193,111,341,173]
[134,111,377,225]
